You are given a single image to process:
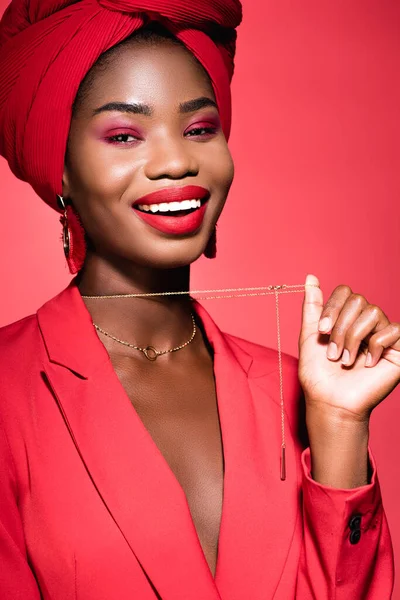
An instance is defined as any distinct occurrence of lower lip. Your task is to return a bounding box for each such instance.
[132,202,208,235]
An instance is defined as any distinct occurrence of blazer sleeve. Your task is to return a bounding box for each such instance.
[295,446,394,599]
[0,419,41,599]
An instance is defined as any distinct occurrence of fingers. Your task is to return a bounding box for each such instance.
[367,322,400,367]
[318,284,354,334]
[323,293,370,363]
[335,304,389,366]
[318,286,395,367]
[306,279,400,369]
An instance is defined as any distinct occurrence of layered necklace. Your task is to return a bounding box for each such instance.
[82,282,316,480]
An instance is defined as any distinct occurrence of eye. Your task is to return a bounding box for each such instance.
[105,133,140,145]
[185,126,217,138]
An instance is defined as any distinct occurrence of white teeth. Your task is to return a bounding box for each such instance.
[181,200,192,210]
[137,199,202,213]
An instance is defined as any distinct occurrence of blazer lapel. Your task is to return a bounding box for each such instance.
[38,280,220,600]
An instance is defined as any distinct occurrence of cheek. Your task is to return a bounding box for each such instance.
[223,148,235,186]
[67,134,139,198]
[200,142,234,190]
[213,146,234,194]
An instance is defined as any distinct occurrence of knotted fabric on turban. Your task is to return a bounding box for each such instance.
[0,0,242,214]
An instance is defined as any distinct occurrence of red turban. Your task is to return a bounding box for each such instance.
[0,0,242,216]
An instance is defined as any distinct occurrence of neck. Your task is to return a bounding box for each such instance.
[77,253,195,356]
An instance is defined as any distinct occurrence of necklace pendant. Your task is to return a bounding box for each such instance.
[143,346,158,361]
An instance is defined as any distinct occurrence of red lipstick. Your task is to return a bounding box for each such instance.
[132,185,210,236]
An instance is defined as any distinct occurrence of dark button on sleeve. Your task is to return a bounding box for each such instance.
[349,529,362,544]
[349,514,362,530]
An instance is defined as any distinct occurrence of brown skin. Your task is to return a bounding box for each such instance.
[63,34,400,575]
[63,38,233,577]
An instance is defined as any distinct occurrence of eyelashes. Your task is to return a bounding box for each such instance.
[105,133,140,145]
[185,126,218,138]
[105,126,218,146]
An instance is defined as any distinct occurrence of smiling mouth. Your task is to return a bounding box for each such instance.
[134,198,208,217]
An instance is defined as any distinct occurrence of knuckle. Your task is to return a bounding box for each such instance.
[368,336,381,350]
[367,304,381,317]
[351,293,367,307]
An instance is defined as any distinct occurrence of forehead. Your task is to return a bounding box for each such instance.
[82,41,215,111]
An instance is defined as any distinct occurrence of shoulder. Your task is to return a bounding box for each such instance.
[0,313,43,376]
[0,312,38,339]
[0,312,41,347]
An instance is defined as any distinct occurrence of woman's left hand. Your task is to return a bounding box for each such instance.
[298,274,400,423]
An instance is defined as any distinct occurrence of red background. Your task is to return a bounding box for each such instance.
[1,1,399,595]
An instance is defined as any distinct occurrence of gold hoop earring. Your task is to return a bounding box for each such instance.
[57,194,70,258]
[56,194,87,274]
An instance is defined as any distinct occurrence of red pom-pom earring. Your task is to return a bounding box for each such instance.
[57,194,87,274]
[204,226,217,259]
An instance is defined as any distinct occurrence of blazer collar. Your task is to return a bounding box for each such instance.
[36,276,254,379]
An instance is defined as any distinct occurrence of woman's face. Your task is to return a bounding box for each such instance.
[63,38,234,269]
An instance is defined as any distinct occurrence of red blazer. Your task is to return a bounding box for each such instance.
[0,277,394,599]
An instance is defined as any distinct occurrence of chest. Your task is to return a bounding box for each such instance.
[109,353,225,576]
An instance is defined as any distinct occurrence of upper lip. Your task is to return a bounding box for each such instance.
[133,185,210,206]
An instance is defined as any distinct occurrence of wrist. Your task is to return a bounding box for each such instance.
[305,402,370,434]
[304,393,372,424]
[305,401,370,488]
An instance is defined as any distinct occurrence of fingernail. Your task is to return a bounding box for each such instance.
[327,341,337,359]
[365,352,372,367]
[319,317,331,332]
[342,349,350,365]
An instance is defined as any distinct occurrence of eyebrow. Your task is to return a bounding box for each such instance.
[92,96,218,117]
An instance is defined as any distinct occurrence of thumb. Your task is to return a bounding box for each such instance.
[299,274,324,347]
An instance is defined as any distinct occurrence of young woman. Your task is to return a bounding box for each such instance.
[0,1,398,598]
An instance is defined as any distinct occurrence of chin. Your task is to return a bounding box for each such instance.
[127,238,208,270]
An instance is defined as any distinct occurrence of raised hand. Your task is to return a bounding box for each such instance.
[299,274,400,422]
[298,274,400,487]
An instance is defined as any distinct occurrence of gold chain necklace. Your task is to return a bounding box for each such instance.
[82,282,318,480]
[93,313,196,361]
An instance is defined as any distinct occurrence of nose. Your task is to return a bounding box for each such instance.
[144,136,199,181]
